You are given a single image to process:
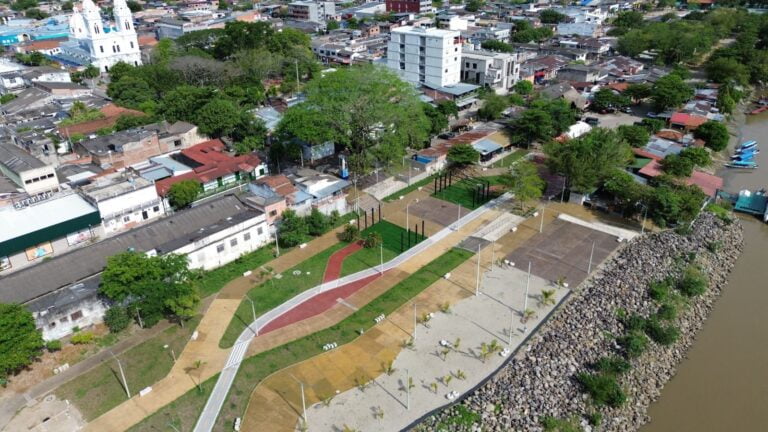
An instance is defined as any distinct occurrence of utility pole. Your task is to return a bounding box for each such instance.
[299,381,307,425]
[475,243,481,296]
[587,240,595,274]
[167,422,181,432]
[412,303,417,340]
[379,242,384,274]
[274,231,280,257]
[508,307,514,347]
[111,351,131,399]
[246,294,258,336]
[524,261,531,313]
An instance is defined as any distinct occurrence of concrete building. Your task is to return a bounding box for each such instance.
[288,1,336,22]
[0,195,270,340]
[0,192,100,275]
[387,26,462,88]
[0,143,59,196]
[80,172,165,235]
[461,49,520,93]
[385,0,432,14]
[556,64,606,83]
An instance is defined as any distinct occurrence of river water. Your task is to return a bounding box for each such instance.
[641,112,768,431]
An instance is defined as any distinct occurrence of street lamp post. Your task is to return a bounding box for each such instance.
[539,197,552,234]
[274,231,280,257]
[587,240,596,274]
[245,294,258,336]
[111,351,131,399]
[406,199,420,233]
[523,261,531,333]
[379,242,384,274]
[405,368,410,410]
[475,243,481,296]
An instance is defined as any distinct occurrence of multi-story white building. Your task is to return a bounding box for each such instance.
[387,26,462,88]
[62,0,142,72]
[80,173,165,236]
[461,49,520,94]
[288,1,336,23]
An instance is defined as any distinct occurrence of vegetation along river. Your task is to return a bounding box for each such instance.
[641,111,768,431]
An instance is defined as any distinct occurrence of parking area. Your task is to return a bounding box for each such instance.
[584,111,642,129]
[505,218,619,287]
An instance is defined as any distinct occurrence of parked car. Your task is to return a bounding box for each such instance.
[439,132,456,139]
[621,106,633,114]
[646,112,658,118]
[585,117,599,126]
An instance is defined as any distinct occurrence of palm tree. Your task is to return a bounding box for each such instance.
[479,343,491,363]
[488,339,501,354]
[455,369,466,380]
[539,289,556,307]
[186,359,207,392]
[522,308,536,323]
[444,375,453,385]
[441,348,451,361]
[430,382,438,393]
[407,376,415,390]
[382,360,396,376]
[453,337,461,351]
[440,302,451,313]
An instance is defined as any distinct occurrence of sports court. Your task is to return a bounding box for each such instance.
[505,218,619,287]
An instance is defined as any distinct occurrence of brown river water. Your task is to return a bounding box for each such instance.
[641,112,768,431]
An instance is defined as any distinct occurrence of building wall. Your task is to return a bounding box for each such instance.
[34,294,108,341]
[177,216,270,270]
[387,27,461,88]
[264,200,287,224]
[0,225,104,275]
[95,186,165,235]
[19,165,59,195]
[386,0,431,13]
[88,134,162,168]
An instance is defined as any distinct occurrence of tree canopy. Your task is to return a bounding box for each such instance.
[590,89,629,112]
[539,9,568,24]
[447,143,480,166]
[478,92,508,121]
[694,121,729,152]
[545,128,632,194]
[275,65,429,177]
[651,73,693,111]
[617,124,650,148]
[168,180,201,210]
[100,252,199,326]
[501,160,545,210]
[0,304,44,381]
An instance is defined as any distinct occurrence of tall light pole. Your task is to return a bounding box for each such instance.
[379,242,384,274]
[539,197,552,234]
[300,381,307,426]
[245,294,258,336]
[523,261,531,330]
[475,243,481,296]
[274,231,280,257]
[111,351,131,399]
[508,306,515,347]
[587,240,596,274]
[406,198,419,233]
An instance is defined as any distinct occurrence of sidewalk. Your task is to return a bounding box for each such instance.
[83,226,353,432]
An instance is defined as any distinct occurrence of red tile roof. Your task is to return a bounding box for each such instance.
[256,174,296,197]
[638,160,723,197]
[57,103,144,135]
[155,139,262,195]
[655,130,684,142]
[19,38,65,52]
[669,112,708,129]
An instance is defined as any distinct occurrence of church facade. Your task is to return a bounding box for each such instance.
[61,0,142,72]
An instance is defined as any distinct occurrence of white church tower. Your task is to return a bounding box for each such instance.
[66,0,141,73]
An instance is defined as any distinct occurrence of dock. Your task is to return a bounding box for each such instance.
[718,190,768,222]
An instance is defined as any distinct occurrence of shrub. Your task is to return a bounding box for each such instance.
[541,416,583,432]
[678,265,708,297]
[45,340,62,352]
[587,412,602,427]
[656,303,678,321]
[594,356,631,376]
[706,240,722,253]
[339,224,360,242]
[623,314,647,332]
[649,278,672,302]
[618,330,648,358]
[706,203,731,222]
[104,306,131,333]
[644,319,680,346]
[576,372,626,408]
[363,231,382,249]
[70,332,95,345]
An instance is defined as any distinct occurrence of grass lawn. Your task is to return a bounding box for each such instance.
[383,174,437,202]
[432,175,507,210]
[197,245,277,297]
[55,316,202,421]
[218,242,349,348]
[490,149,529,169]
[129,248,473,432]
[341,221,424,276]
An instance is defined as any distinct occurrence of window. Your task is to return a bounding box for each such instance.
[269,210,278,217]
[216,243,225,253]
[123,216,130,222]
[173,139,182,147]
[100,45,104,53]
[70,310,83,321]
[230,238,238,247]
[244,232,251,241]
[49,322,56,328]
[130,41,134,49]
[153,206,160,212]
[257,227,263,235]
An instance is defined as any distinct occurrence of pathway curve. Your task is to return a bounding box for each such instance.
[322,241,363,282]
[192,194,515,432]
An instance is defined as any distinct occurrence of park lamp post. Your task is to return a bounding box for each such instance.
[274,230,280,257]
[245,294,258,336]
[522,261,531,333]
[110,351,131,399]
[406,198,419,233]
[539,196,552,234]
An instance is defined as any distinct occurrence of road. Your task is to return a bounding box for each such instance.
[191,193,514,432]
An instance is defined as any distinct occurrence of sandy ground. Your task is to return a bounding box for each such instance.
[4,395,84,432]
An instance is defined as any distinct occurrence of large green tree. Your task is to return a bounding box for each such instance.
[0,304,44,380]
[545,128,632,193]
[501,160,545,210]
[478,92,508,121]
[168,180,201,210]
[617,124,650,148]
[100,252,198,326]
[447,143,480,166]
[276,65,429,176]
[651,73,693,111]
[590,89,629,112]
[694,121,729,152]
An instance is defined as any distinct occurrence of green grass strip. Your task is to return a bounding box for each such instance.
[130,248,473,432]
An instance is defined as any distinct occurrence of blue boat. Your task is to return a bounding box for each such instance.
[736,147,759,155]
[732,155,755,162]
[737,140,758,151]
[726,160,759,169]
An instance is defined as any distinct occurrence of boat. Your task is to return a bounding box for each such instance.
[749,106,768,115]
[726,161,759,169]
[736,147,759,155]
[731,153,756,161]
[737,140,758,151]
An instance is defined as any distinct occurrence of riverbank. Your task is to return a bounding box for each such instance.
[413,211,743,431]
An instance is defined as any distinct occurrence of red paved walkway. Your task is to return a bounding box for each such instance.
[259,272,383,334]
[323,241,363,282]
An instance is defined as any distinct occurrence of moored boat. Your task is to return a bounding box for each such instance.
[726,161,759,169]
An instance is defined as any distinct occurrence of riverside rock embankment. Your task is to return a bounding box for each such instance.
[414,212,744,432]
